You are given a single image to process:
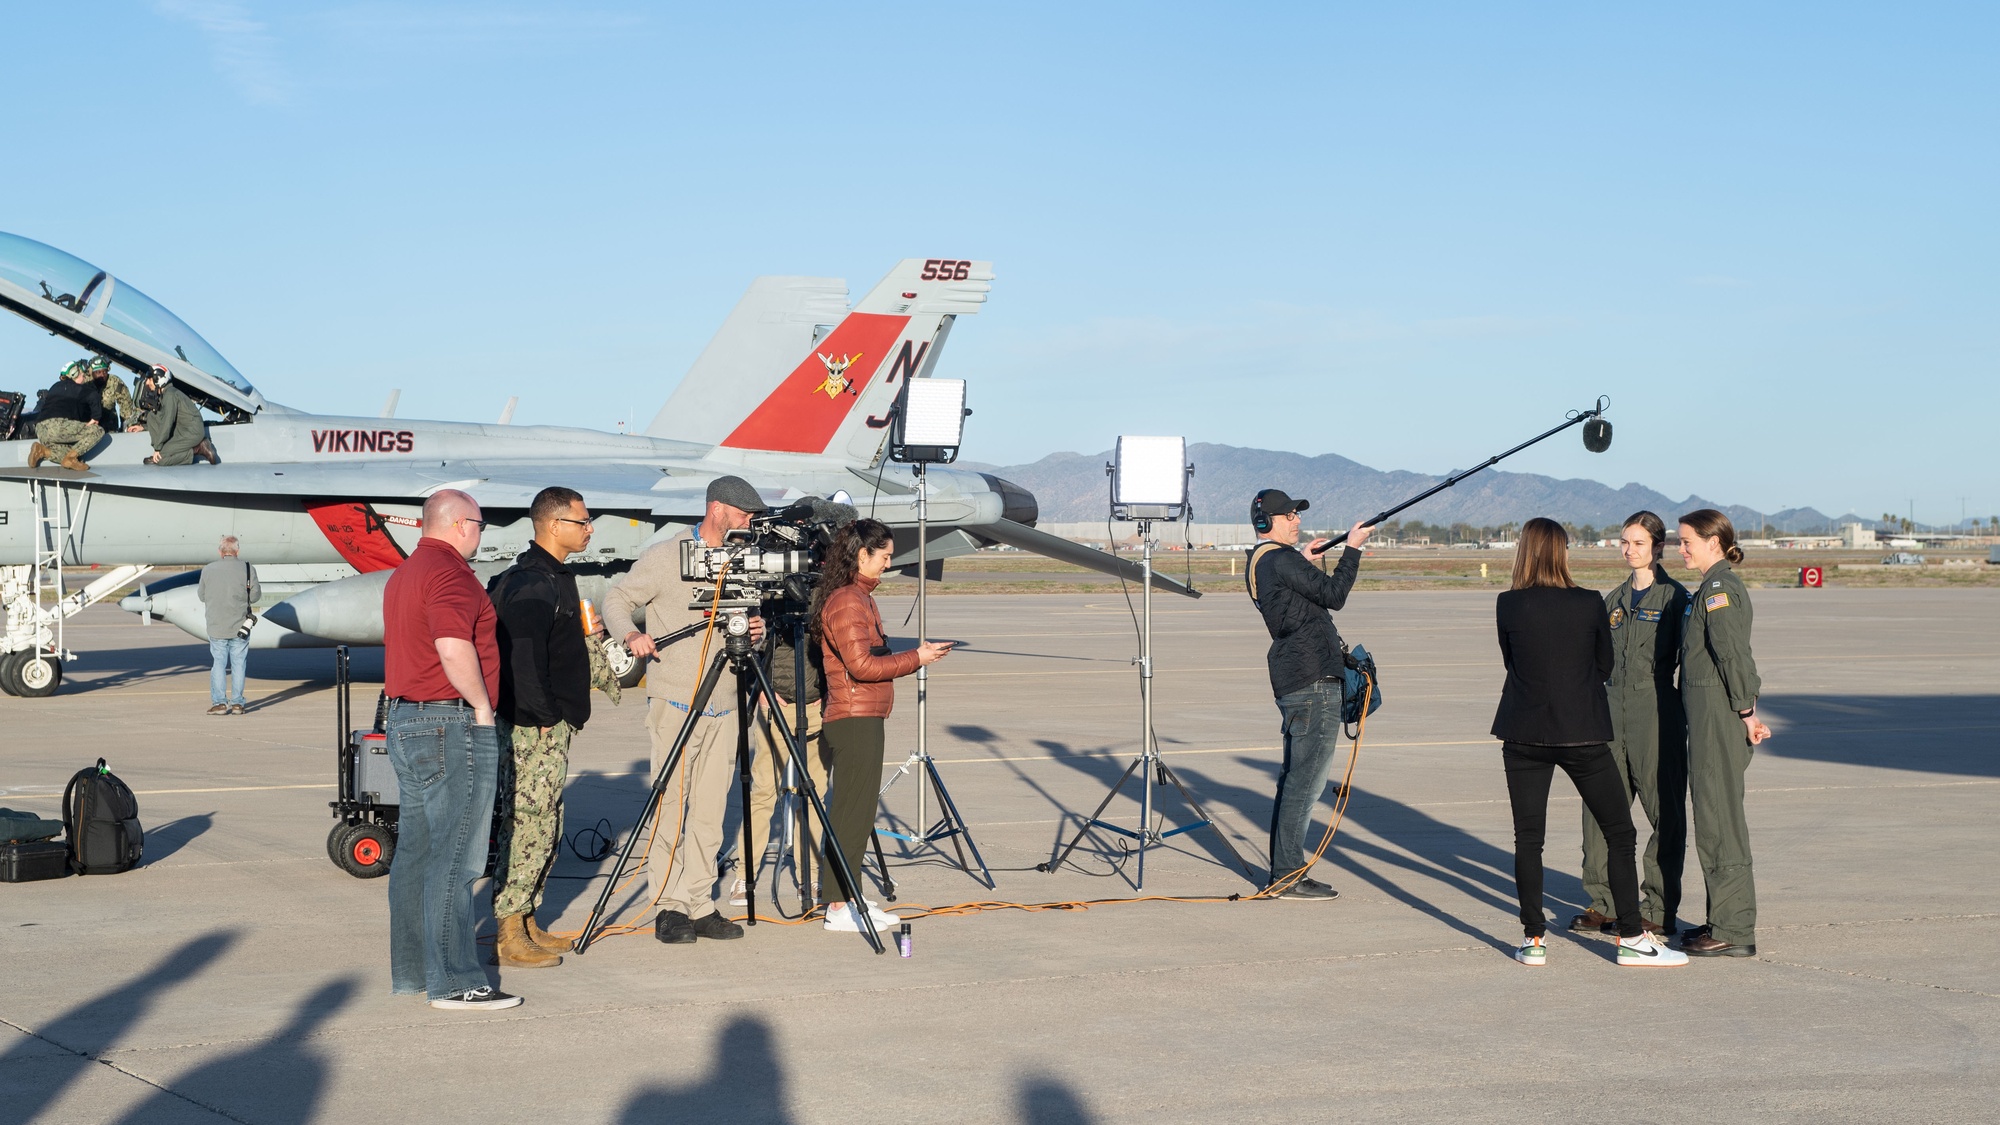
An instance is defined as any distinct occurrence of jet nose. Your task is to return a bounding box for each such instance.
[980,474,1039,526]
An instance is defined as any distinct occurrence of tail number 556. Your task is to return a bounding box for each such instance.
[920,259,972,281]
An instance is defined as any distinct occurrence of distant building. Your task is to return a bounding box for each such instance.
[1841,522,1877,549]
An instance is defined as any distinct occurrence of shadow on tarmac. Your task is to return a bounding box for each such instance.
[1758,693,2000,777]
[142,812,215,863]
[107,976,358,1125]
[0,931,237,1122]
[1031,738,1256,884]
[614,1016,1101,1124]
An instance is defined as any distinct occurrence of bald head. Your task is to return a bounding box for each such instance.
[422,489,485,560]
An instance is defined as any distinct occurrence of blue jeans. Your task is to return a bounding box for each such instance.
[384,701,501,1000]
[208,637,249,706]
[1270,678,1344,880]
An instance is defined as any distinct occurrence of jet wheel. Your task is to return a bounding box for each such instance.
[336,823,394,878]
[603,637,646,690]
[11,653,61,698]
[0,652,23,696]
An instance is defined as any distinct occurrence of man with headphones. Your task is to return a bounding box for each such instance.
[1245,489,1371,900]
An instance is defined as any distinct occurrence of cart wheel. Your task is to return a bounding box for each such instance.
[13,654,62,698]
[0,652,23,696]
[326,821,354,866]
[336,823,394,878]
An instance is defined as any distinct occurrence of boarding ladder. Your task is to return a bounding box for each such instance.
[2,478,150,696]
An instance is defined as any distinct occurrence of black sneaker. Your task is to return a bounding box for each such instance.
[429,986,522,1011]
[655,910,695,944]
[689,912,744,940]
[1272,877,1339,901]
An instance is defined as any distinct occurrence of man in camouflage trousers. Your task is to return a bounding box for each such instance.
[487,486,611,969]
[28,361,105,471]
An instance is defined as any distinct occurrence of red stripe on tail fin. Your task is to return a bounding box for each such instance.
[720,313,911,454]
[306,501,409,573]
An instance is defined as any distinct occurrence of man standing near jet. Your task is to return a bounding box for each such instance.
[381,488,520,1011]
[604,475,767,945]
[487,486,597,970]
[1245,489,1371,901]
[197,536,259,715]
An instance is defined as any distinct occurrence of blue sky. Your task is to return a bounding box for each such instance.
[3,3,1994,525]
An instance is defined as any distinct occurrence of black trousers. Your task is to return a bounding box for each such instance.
[1502,741,1641,938]
[817,716,886,904]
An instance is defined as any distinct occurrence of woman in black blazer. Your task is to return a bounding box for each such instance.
[1493,519,1686,968]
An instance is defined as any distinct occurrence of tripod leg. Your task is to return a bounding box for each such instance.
[1156,760,1259,883]
[573,650,731,954]
[871,827,895,901]
[1042,755,1144,873]
[745,654,883,953]
[923,757,993,889]
[736,682,758,925]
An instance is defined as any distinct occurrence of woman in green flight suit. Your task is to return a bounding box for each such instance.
[1676,508,1771,957]
[1572,511,1689,939]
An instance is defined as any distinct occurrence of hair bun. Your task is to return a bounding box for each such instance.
[1726,545,1746,564]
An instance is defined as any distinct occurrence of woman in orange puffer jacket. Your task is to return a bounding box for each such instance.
[808,518,952,932]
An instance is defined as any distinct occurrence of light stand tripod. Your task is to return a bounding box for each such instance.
[876,460,993,888]
[573,614,885,955]
[1041,518,1255,890]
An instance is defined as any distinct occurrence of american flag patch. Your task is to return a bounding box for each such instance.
[1705,592,1731,611]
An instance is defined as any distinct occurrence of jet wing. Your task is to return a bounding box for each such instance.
[970,518,1200,599]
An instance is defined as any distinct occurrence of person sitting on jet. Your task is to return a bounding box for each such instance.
[141,366,219,466]
[86,356,145,432]
[28,361,106,471]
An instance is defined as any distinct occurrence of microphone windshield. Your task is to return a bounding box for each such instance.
[1582,417,1612,453]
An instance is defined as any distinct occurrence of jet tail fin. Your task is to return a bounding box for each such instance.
[644,276,850,443]
[717,259,992,464]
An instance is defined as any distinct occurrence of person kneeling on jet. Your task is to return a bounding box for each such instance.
[140,367,219,466]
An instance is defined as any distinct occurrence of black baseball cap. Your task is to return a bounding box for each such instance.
[1254,489,1309,522]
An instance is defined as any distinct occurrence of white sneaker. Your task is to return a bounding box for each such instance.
[823,903,899,932]
[1514,936,1546,966]
[729,878,748,907]
[1618,933,1689,967]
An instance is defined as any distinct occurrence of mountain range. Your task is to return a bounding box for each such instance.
[966,444,1872,534]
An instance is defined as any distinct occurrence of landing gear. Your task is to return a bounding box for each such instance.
[0,650,61,697]
[602,636,646,690]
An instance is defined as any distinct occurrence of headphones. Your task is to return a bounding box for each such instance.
[1252,490,1273,534]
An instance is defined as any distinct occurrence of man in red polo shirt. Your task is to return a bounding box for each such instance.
[381,488,522,1011]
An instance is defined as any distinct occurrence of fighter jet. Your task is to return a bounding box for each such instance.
[0,231,1191,696]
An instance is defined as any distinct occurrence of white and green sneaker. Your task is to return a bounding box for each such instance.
[1618,933,1689,967]
[1514,936,1547,966]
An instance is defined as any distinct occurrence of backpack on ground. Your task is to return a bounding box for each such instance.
[62,758,144,875]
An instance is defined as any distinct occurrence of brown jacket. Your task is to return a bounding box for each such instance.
[818,574,920,721]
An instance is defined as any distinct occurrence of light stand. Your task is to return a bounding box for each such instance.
[1041,438,1255,890]
[876,379,994,888]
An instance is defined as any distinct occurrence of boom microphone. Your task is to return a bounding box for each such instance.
[1582,416,1612,453]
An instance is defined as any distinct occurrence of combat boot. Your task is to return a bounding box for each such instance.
[193,438,220,464]
[59,451,88,472]
[27,442,50,468]
[524,913,567,954]
[495,913,562,969]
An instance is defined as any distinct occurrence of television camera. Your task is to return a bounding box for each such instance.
[677,495,857,634]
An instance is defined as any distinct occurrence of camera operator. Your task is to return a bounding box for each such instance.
[1245,489,1369,901]
[603,475,768,945]
[809,518,951,933]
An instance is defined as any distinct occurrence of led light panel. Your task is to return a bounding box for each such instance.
[891,379,967,463]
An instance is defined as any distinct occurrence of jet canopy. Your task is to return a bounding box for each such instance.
[0,231,262,414]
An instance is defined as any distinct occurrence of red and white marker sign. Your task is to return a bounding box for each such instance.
[1800,566,1824,588]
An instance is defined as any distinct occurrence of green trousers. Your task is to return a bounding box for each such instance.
[493,721,571,919]
[34,418,103,460]
[1685,683,1757,945]
[1582,681,1687,926]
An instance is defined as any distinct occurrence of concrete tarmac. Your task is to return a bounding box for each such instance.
[1,587,1995,1123]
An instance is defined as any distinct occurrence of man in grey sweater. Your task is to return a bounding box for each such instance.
[198,536,260,715]
[603,475,766,944]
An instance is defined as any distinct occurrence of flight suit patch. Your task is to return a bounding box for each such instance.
[1684,601,1695,617]
[1609,606,1626,629]
[1635,608,1662,622]
[1705,592,1731,611]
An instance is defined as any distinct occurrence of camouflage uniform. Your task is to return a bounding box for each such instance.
[586,632,623,705]
[493,720,572,919]
[100,371,140,431]
[34,417,103,461]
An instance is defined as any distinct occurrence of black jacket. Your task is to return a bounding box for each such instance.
[1247,542,1363,698]
[488,543,591,730]
[38,378,101,426]
[1492,585,1614,745]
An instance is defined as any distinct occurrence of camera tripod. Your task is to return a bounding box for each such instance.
[573,617,886,955]
[1041,519,1255,890]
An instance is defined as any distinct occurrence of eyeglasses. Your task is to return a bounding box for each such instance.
[554,517,595,529]
[458,518,487,531]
